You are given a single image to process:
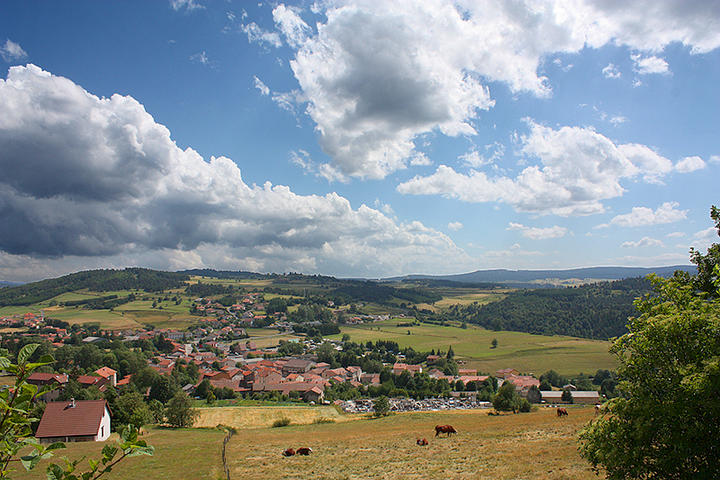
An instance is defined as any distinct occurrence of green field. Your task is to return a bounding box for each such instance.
[15,407,598,480]
[0,288,203,331]
[329,319,615,377]
[13,427,226,480]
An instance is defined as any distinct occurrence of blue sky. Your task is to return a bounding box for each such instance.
[0,0,718,281]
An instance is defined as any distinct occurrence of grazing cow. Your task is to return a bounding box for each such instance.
[282,448,295,457]
[557,407,569,417]
[434,425,457,437]
[296,447,313,456]
[416,438,429,446]
[594,404,602,415]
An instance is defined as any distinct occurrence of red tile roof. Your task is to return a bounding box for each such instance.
[35,400,108,438]
[95,367,117,379]
[27,372,68,384]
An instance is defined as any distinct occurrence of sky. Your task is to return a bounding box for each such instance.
[0,0,718,282]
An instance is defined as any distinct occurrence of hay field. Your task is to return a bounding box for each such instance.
[226,407,597,480]
[194,405,352,429]
[330,320,615,377]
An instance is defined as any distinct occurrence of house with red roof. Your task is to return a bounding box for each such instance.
[77,375,109,392]
[27,372,69,402]
[95,367,117,386]
[35,399,111,443]
[392,363,422,376]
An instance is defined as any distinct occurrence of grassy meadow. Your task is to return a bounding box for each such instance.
[329,320,615,377]
[14,426,227,480]
[16,407,599,480]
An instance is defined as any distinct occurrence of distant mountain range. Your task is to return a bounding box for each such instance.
[0,281,23,288]
[383,265,696,287]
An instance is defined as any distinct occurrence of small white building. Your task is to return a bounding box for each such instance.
[35,399,111,443]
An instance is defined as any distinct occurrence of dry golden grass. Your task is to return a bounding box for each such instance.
[194,405,353,429]
[14,407,598,479]
[226,407,598,480]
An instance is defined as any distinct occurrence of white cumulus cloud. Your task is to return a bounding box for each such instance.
[621,237,665,248]
[398,121,683,216]
[448,222,463,231]
[602,63,621,79]
[507,222,567,240]
[241,22,282,48]
[261,0,720,179]
[605,202,688,228]
[675,155,706,173]
[631,54,670,75]
[170,0,204,12]
[1,40,28,63]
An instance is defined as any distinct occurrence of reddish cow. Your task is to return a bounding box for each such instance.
[296,447,312,455]
[557,407,569,417]
[282,448,295,457]
[416,438,429,446]
[434,425,457,437]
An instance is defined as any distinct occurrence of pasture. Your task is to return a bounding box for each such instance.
[329,320,615,377]
[226,406,597,479]
[15,407,598,480]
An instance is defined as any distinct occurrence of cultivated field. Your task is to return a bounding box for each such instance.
[194,405,350,429]
[329,320,615,377]
[15,407,599,480]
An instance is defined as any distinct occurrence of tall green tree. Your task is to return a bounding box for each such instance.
[579,205,720,480]
[165,392,197,428]
[492,382,520,413]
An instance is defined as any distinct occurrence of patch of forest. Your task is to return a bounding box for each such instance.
[0,268,188,306]
[330,281,442,305]
[447,277,653,340]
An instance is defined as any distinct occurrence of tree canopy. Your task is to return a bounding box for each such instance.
[579,205,720,479]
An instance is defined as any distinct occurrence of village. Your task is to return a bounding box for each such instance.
[2,289,600,432]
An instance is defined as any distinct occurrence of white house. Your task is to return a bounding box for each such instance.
[35,399,111,443]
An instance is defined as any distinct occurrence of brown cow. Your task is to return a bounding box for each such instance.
[416,438,429,446]
[282,448,295,457]
[557,407,569,417]
[435,425,457,437]
[296,447,313,455]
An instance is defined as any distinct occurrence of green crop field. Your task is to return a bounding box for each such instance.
[329,320,615,377]
[15,407,597,480]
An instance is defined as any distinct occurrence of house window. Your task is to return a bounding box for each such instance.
[101,426,104,437]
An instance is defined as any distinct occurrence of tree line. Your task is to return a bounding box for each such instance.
[446,277,653,339]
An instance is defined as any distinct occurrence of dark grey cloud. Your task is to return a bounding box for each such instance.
[0,65,468,278]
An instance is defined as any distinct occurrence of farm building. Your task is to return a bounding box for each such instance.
[540,390,600,405]
[35,399,111,443]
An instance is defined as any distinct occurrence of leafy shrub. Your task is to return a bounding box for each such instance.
[272,417,291,428]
